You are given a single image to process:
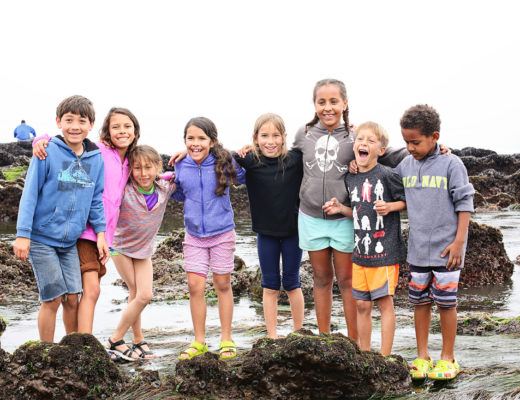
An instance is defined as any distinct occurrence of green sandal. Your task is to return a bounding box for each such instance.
[410,357,433,380]
[219,340,237,360]
[178,341,208,360]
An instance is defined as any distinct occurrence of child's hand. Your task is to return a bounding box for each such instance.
[441,240,464,269]
[96,233,110,265]
[348,160,358,174]
[168,150,187,166]
[439,144,452,155]
[13,237,30,261]
[373,200,391,216]
[236,144,253,158]
[33,140,49,160]
[323,197,342,215]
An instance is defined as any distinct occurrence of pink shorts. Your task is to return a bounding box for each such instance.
[183,230,236,277]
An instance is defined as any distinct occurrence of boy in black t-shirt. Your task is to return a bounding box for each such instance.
[323,121,406,356]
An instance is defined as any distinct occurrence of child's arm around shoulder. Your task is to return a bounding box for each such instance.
[374,166,407,216]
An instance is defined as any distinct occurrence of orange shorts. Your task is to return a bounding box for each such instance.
[77,239,106,278]
[352,263,399,301]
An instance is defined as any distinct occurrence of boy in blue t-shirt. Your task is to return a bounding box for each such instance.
[395,104,474,381]
[13,95,108,343]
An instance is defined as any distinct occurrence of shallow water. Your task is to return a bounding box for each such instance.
[1,212,520,397]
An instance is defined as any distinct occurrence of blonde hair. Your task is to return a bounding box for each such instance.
[355,121,389,148]
[252,113,288,161]
[128,145,163,180]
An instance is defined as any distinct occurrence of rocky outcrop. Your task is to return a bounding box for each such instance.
[431,313,520,336]
[453,148,520,209]
[0,179,24,222]
[0,242,37,304]
[0,333,126,400]
[0,142,32,167]
[169,330,411,399]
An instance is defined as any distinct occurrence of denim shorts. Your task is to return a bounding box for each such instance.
[298,212,355,253]
[29,240,82,302]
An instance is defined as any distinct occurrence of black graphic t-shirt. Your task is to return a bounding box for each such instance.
[345,163,406,267]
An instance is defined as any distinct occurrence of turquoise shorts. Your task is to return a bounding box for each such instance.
[298,212,354,253]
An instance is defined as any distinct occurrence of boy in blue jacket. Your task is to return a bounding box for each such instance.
[13,95,108,343]
[395,104,474,381]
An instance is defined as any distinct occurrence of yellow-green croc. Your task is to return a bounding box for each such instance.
[428,359,460,380]
[410,357,433,380]
[178,341,208,360]
[219,340,237,360]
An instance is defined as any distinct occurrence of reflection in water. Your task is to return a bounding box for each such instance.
[0,212,519,397]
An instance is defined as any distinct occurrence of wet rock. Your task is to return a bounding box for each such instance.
[0,180,24,222]
[470,170,520,209]
[0,333,126,400]
[0,316,5,337]
[431,313,520,336]
[0,242,37,304]
[170,330,411,399]
[399,221,514,289]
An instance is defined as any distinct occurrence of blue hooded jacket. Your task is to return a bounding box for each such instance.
[173,154,245,238]
[16,136,105,247]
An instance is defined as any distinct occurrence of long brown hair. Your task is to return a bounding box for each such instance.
[183,117,237,196]
[305,78,350,133]
[99,107,140,155]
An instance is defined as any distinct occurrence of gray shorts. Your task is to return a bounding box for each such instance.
[29,240,82,302]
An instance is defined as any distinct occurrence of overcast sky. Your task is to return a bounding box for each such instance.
[1,0,519,154]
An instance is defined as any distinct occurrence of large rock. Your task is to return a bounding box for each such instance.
[398,221,514,289]
[170,330,411,399]
[0,333,126,400]
[431,313,520,336]
[0,180,24,223]
[0,242,37,304]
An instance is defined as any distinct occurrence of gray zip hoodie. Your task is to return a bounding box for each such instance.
[293,122,408,219]
[395,145,474,267]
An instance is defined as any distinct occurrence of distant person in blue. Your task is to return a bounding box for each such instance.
[14,120,36,141]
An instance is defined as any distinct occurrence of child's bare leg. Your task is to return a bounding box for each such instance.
[213,273,233,342]
[332,249,358,340]
[77,271,101,333]
[111,258,153,344]
[263,288,279,338]
[62,293,79,334]
[377,295,395,356]
[287,288,304,332]
[187,272,207,344]
[439,306,457,361]
[38,297,62,342]
[414,303,432,359]
[356,299,372,351]
[309,248,333,334]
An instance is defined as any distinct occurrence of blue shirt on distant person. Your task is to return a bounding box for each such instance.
[13,120,36,141]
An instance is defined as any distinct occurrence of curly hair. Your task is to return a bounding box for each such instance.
[305,78,350,134]
[400,104,441,136]
[183,117,237,196]
[99,107,140,155]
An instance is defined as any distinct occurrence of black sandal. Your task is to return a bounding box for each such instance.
[132,341,155,359]
[107,338,138,362]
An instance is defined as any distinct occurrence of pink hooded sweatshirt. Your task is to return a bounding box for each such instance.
[80,142,130,245]
[34,136,130,246]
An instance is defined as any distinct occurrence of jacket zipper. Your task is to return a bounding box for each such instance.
[322,133,331,219]
[199,164,205,235]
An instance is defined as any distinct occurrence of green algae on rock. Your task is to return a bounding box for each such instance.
[169,329,411,399]
[0,333,126,400]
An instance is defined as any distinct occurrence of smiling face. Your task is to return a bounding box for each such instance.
[56,112,93,154]
[314,84,347,131]
[254,122,285,158]
[185,125,214,164]
[131,156,160,191]
[109,113,136,152]
[401,128,439,160]
[354,128,385,172]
